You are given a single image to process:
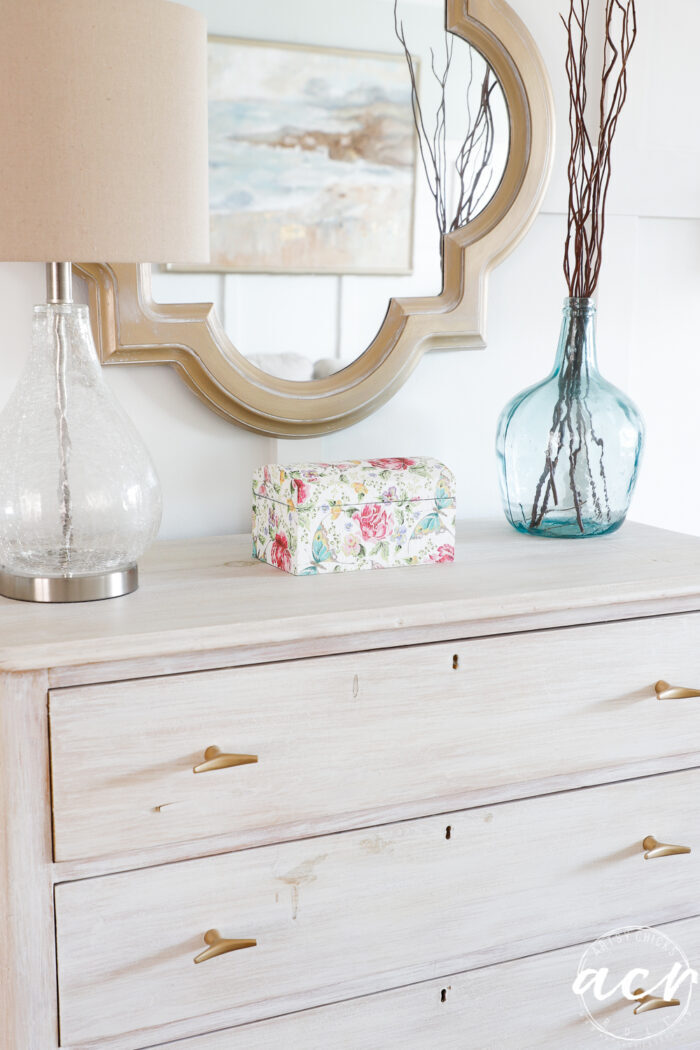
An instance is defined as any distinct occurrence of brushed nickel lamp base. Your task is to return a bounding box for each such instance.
[0,565,138,604]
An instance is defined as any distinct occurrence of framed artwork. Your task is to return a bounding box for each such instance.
[170,35,417,276]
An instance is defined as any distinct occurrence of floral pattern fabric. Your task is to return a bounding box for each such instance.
[252,457,456,576]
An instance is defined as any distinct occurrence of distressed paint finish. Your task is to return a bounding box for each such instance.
[0,671,58,1050]
[55,769,700,1047]
[112,914,700,1050]
[4,524,700,1048]
[48,613,700,866]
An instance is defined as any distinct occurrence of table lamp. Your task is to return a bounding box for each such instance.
[0,0,209,603]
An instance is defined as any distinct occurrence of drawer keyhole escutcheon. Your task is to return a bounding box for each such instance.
[194,929,257,964]
[642,836,691,860]
[655,680,700,701]
[632,988,681,1014]
[193,746,258,774]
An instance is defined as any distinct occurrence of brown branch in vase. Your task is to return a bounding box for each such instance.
[529,0,637,533]
[393,0,499,241]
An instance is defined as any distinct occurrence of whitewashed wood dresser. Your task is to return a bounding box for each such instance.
[6,519,700,1049]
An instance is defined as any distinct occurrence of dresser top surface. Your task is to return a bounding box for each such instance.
[1,519,700,675]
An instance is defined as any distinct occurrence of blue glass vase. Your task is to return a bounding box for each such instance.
[496,297,644,538]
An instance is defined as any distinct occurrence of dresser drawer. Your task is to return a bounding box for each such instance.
[49,612,700,863]
[55,768,700,1047]
[125,914,700,1050]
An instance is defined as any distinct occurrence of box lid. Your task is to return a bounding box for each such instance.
[252,457,455,509]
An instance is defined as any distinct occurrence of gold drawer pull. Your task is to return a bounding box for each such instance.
[194,929,257,965]
[632,987,681,1014]
[643,835,691,860]
[655,680,700,700]
[193,746,258,774]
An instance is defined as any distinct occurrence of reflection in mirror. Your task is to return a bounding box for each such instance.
[150,0,509,384]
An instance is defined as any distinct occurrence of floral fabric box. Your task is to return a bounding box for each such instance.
[252,457,456,576]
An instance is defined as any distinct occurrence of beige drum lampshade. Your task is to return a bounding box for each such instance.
[0,0,209,263]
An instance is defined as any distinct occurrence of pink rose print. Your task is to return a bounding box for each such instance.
[368,457,416,470]
[292,478,311,505]
[430,544,455,564]
[353,503,394,541]
[270,533,292,572]
[343,534,360,556]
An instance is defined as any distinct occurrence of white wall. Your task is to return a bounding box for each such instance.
[0,0,697,540]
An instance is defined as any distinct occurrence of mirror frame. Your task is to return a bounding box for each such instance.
[76,0,554,438]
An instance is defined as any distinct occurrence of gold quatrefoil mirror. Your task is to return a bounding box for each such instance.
[77,0,554,438]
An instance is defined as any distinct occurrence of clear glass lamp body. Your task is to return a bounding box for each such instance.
[0,303,162,577]
[496,298,644,538]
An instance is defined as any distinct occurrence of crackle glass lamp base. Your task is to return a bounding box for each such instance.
[0,265,162,603]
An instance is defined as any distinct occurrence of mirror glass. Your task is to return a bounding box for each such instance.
[150,0,510,383]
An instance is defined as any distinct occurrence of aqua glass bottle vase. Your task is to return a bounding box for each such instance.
[496,297,644,538]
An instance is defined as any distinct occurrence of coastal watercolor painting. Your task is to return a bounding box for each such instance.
[202,36,417,275]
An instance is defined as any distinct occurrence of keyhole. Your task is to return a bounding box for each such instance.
[452,654,459,670]
[445,825,452,840]
[441,988,448,1003]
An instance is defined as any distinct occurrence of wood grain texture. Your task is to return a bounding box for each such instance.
[0,671,58,1049]
[116,913,700,1050]
[55,767,700,1049]
[3,521,700,680]
[75,0,555,438]
[49,613,700,864]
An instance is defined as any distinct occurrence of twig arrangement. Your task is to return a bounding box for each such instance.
[528,0,637,534]
[394,0,498,239]
[563,0,638,297]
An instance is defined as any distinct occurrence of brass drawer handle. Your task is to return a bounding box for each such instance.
[194,929,257,965]
[643,835,691,860]
[193,746,258,774]
[632,987,681,1014]
[655,679,700,700]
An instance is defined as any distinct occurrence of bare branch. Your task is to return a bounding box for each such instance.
[563,0,638,297]
[394,0,497,239]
